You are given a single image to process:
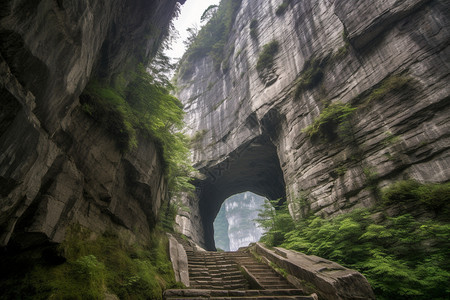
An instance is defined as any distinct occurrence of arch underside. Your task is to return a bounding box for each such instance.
[195,135,286,250]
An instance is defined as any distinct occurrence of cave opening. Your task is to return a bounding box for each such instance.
[213,191,268,251]
[195,135,286,250]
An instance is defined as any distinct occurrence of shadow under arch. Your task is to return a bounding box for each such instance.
[195,134,286,250]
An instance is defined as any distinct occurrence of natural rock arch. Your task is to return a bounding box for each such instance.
[194,134,285,250]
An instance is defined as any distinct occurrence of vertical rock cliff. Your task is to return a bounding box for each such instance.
[176,0,450,249]
[0,0,182,248]
[214,192,265,251]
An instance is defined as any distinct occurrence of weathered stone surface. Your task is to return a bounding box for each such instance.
[176,0,450,248]
[255,243,375,300]
[0,0,181,247]
[335,0,432,49]
[168,233,190,287]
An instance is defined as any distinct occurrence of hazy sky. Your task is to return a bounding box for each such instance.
[166,0,221,61]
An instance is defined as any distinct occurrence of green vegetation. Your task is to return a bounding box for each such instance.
[293,56,327,99]
[200,5,218,23]
[256,199,294,246]
[363,74,412,104]
[178,0,242,78]
[256,182,450,299]
[382,131,401,146]
[333,30,350,60]
[302,102,356,141]
[275,0,292,16]
[81,64,194,196]
[382,180,450,215]
[334,165,347,177]
[363,166,379,192]
[249,19,258,40]
[190,129,208,148]
[0,225,182,299]
[256,40,280,77]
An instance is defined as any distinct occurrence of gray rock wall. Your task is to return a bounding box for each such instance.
[177,0,450,247]
[0,0,180,247]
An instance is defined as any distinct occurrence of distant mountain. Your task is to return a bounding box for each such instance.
[214,192,266,251]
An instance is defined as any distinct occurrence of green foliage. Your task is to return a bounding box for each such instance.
[249,19,258,40]
[333,30,350,60]
[302,102,356,142]
[382,131,401,146]
[159,200,179,232]
[200,5,218,23]
[293,57,327,99]
[178,0,242,78]
[190,129,208,147]
[256,40,280,76]
[0,225,180,299]
[80,82,137,152]
[256,183,450,299]
[81,64,194,196]
[334,165,347,177]
[382,180,450,215]
[275,0,292,16]
[363,166,379,192]
[365,74,412,104]
[256,199,295,247]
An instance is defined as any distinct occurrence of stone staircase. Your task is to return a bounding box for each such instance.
[227,251,295,290]
[164,237,316,299]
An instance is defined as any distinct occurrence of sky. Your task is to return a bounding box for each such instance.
[166,0,221,61]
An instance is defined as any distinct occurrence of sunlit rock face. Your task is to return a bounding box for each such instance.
[0,0,181,248]
[214,192,266,251]
[176,0,450,248]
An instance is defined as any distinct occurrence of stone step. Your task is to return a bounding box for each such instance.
[165,296,313,299]
[164,289,315,299]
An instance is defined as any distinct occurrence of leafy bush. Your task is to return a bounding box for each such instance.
[81,64,194,196]
[178,0,242,78]
[0,225,180,299]
[256,40,280,77]
[275,1,291,16]
[255,183,450,299]
[302,102,356,141]
[190,129,208,146]
[249,19,258,39]
[382,180,450,214]
[365,74,412,104]
[293,56,327,99]
[256,199,295,247]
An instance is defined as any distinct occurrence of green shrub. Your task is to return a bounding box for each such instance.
[302,102,356,141]
[178,0,242,78]
[256,40,280,76]
[293,57,327,99]
[256,200,295,247]
[190,129,208,146]
[275,1,291,16]
[249,19,258,39]
[363,166,379,192]
[333,30,350,60]
[0,225,180,299]
[382,180,450,214]
[81,64,194,196]
[365,75,412,104]
[256,198,450,299]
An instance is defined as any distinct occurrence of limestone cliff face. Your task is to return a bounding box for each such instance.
[177,0,450,249]
[0,0,181,248]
